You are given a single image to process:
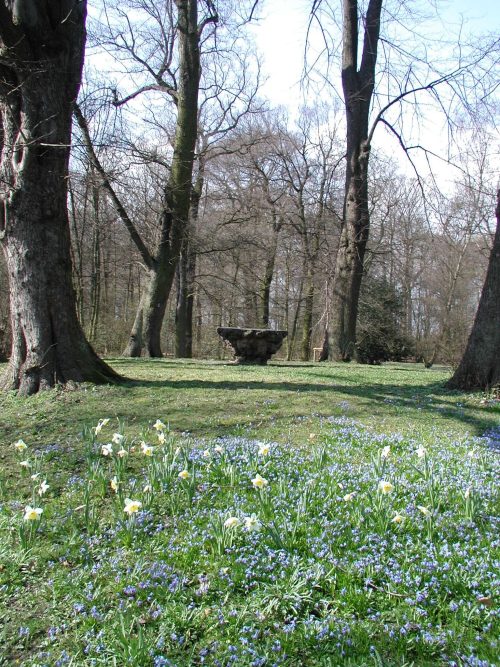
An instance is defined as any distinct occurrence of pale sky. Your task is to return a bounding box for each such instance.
[247,0,499,184]
[250,0,499,110]
[86,0,499,184]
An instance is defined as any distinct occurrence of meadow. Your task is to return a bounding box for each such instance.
[0,360,498,666]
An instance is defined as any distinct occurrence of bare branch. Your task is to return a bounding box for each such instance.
[73,102,155,271]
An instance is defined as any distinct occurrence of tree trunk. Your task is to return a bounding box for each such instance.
[287,272,304,361]
[175,153,204,357]
[175,241,195,358]
[301,264,315,361]
[328,0,383,361]
[88,180,102,342]
[260,215,282,328]
[124,250,179,358]
[446,192,500,391]
[122,0,201,357]
[68,178,85,325]
[0,1,120,395]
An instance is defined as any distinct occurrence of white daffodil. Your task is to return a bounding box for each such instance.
[24,506,43,521]
[251,474,268,490]
[178,470,190,480]
[416,446,427,459]
[224,516,241,529]
[244,515,261,532]
[13,439,27,452]
[392,513,405,524]
[101,444,113,457]
[153,419,166,432]
[378,480,394,494]
[93,419,110,435]
[140,441,154,457]
[417,505,431,516]
[381,445,391,459]
[124,498,142,515]
[110,476,119,493]
[258,444,271,456]
[117,448,128,458]
[38,480,49,496]
[112,433,124,445]
[343,492,356,502]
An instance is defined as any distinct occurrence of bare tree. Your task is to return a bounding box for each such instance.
[78,0,260,357]
[309,0,499,361]
[174,41,263,356]
[275,107,342,359]
[0,0,120,394]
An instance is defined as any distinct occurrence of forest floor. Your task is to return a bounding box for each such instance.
[0,360,499,666]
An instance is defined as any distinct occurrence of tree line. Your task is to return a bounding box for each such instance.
[0,0,498,394]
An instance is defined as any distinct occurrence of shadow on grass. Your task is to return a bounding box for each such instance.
[119,374,495,438]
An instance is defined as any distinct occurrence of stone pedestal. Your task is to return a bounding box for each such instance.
[217,327,288,365]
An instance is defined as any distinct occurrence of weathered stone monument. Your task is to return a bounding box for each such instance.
[217,327,288,365]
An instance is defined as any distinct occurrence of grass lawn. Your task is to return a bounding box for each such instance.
[0,360,498,666]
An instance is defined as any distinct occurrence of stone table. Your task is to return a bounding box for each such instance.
[217,327,288,365]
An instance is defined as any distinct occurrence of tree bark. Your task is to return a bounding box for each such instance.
[175,237,197,358]
[260,215,282,328]
[175,153,204,358]
[328,0,383,361]
[301,262,315,361]
[287,270,304,361]
[446,192,500,391]
[0,1,120,394]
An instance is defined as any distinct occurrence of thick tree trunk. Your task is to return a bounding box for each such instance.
[123,250,179,358]
[328,0,383,361]
[0,1,120,395]
[446,193,500,391]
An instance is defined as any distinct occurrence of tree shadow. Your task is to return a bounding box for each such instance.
[121,374,497,438]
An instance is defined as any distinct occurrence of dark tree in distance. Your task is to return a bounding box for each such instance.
[0,1,120,394]
[446,191,500,391]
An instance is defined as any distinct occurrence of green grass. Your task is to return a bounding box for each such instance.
[0,359,498,450]
[0,360,498,666]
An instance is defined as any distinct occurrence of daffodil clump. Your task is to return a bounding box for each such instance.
[1,417,499,667]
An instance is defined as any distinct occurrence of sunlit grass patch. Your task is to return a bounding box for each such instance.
[1,415,498,666]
